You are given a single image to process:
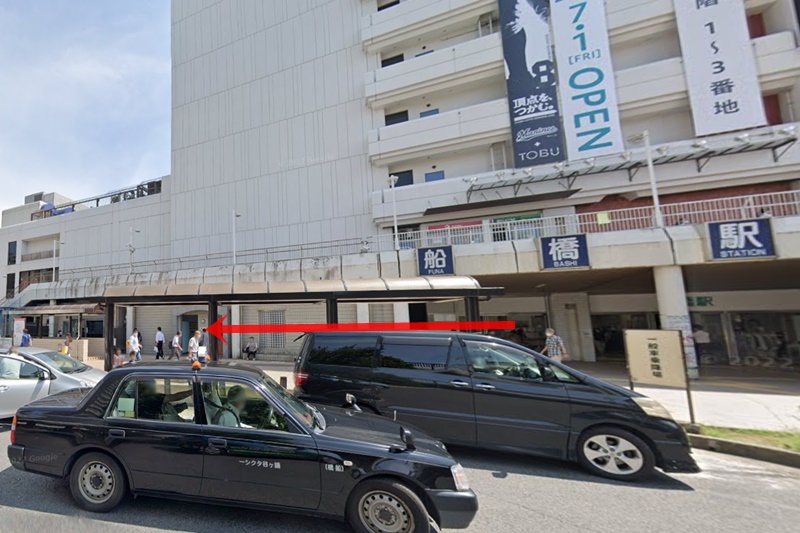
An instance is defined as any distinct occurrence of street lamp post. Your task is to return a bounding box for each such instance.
[388,175,400,251]
[128,224,141,275]
[232,210,242,265]
[52,239,65,282]
[627,129,664,228]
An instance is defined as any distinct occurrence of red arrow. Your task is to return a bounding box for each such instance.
[207,315,515,344]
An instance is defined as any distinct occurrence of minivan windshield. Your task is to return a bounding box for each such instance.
[259,373,323,430]
[28,351,91,375]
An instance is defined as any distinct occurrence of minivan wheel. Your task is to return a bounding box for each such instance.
[69,452,127,512]
[577,427,655,482]
[346,478,434,533]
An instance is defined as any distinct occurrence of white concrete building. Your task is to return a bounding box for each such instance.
[3,0,800,373]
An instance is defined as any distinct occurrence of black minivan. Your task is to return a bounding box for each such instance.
[294,332,700,481]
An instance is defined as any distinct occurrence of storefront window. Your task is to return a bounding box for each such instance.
[730,313,799,369]
[689,313,727,366]
[591,314,657,360]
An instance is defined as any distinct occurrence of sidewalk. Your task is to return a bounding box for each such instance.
[87,357,800,431]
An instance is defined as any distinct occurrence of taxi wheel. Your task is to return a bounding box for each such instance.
[346,478,433,533]
[69,452,127,512]
[577,426,655,482]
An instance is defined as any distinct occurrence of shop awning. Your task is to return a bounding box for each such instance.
[9,304,104,316]
[100,276,501,305]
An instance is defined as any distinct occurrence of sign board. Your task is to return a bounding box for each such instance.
[708,218,775,260]
[551,0,624,159]
[418,246,454,276]
[13,318,25,346]
[541,234,590,269]
[498,0,565,167]
[674,0,766,136]
[624,329,688,388]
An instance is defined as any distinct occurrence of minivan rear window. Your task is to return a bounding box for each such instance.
[379,340,450,370]
[307,336,377,367]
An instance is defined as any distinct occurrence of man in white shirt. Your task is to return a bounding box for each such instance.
[155,327,166,360]
[129,329,141,362]
[170,331,182,360]
[188,330,201,362]
[244,337,258,360]
[693,325,711,365]
[0,347,24,379]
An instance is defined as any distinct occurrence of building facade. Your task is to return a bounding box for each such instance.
[3,0,800,373]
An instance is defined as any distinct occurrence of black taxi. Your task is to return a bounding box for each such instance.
[7,362,477,533]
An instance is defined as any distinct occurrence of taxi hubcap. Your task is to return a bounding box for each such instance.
[583,434,644,475]
[79,462,115,503]
[359,491,413,533]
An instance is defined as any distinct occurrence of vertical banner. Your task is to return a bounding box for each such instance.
[498,0,566,168]
[674,0,766,136]
[551,0,624,159]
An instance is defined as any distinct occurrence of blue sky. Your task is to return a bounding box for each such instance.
[0,0,170,211]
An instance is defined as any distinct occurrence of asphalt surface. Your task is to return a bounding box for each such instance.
[1,424,798,533]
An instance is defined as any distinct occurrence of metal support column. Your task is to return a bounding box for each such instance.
[326,298,339,324]
[104,303,115,372]
[465,297,481,330]
[208,299,219,362]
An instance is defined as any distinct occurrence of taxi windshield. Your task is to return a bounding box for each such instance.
[259,374,320,430]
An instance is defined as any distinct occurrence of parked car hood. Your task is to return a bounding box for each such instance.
[73,367,106,385]
[313,405,452,460]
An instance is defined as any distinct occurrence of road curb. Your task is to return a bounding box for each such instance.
[688,434,800,469]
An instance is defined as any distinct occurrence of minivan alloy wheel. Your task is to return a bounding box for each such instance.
[359,490,415,533]
[583,434,644,475]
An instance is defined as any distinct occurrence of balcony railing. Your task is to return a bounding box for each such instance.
[45,189,800,282]
[20,250,58,262]
[30,178,163,221]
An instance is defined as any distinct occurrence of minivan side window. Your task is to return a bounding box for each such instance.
[379,339,449,370]
[464,341,543,381]
[308,336,377,367]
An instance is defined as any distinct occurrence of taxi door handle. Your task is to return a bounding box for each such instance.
[108,429,126,438]
[450,380,470,387]
[208,438,227,448]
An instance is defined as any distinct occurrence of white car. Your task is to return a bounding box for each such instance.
[0,347,106,418]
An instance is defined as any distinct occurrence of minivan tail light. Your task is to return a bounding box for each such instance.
[10,415,17,445]
[294,372,309,388]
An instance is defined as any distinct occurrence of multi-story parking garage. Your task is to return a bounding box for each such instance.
[2,0,800,377]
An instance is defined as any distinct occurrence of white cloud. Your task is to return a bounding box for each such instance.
[0,0,171,211]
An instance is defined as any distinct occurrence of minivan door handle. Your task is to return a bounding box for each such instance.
[208,438,227,449]
[108,429,126,438]
[450,380,470,388]
[475,383,496,391]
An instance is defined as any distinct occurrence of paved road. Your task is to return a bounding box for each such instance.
[1,425,798,533]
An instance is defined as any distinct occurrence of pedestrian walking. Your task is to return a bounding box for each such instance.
[20,329,32,347]
[170,331,182,360]
[113,348,125,368]
[693,324,711,365]
[129,328,142,362]
[200,328,209,348]
[155,327,165,360]
[64,335,74,357]
[243,336,258,360]
[188,330,201,362]
[19,329,32,348]
[541,328,569,363]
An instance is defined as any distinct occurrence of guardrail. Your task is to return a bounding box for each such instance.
[30,178,163,221]
[54,189,800,280]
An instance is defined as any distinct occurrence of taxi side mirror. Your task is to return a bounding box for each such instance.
[400,428,416,451]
